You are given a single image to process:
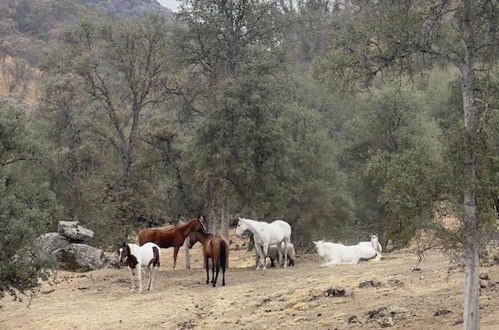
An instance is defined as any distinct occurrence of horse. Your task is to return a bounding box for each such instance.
[119,242,160,293]
[313,239,379,267]
[188,229,229,287]
[235,217,292,270]
[268,242,296,267]
[137,216,205,269]
[359,234,382,261]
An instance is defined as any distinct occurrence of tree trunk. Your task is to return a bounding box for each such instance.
[207,181,217,234]
[461,1,480,328]
[184,237,191,269]
[221,193,229,238]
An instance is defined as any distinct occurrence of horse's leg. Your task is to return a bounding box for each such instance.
[322,259,341,267]
[255,247,260,269]
[285,243,289,268]
[147,265,154,290]
[262,243,268,270]
[277,245,283,268]
[205,256,210,284]
[255,244,266,270]
[222,256,226,286]
[173,246,180,270]
[137,265,143,293]
[213,258,220,287]
[211,258,215,283]
[128,267,135,292]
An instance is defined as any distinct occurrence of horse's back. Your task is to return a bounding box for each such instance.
[267,220,292,243]
[138,242,161,265]
[138,228,155,245]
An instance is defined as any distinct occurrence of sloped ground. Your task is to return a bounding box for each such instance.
[1,239,498,330]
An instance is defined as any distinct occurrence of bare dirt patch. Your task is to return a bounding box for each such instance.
[1,243,498,330]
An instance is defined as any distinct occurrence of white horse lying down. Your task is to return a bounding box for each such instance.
[267,242,296,267]
[359,234,382,261]
[119,242,161,293]
[236,217,292,270]
[313,239,379,267]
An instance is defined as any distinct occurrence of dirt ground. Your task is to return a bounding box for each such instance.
[1,234,498,330]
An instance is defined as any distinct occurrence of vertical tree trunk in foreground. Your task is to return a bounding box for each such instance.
[184,237,191,269]
[462,1,480,328]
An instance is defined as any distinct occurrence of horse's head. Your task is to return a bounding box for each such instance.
[118,242,129,263]
[313,240,326,258]
[191,215,206,232]
[235,217,249,237]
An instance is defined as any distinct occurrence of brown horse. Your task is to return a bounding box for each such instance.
[188,229,229,287]
[138,216,205,269]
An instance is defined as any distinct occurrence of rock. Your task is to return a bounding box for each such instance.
[379,316,395,327]
[359,280,382,288]
[479,273,489,280]
[367,307,389,319]
[348,315,360,323]
[58,221,94,242]
[325,287,346,297]
[33,233,70,258]
[434,309,452,316]
[52,243,105,272]
[103,252,121,268]
[387,279,404,287]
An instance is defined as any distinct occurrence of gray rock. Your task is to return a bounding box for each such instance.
[58,221,94,242]
[52,243,105,272]
[103,252,121,269]
[33,233,70,258]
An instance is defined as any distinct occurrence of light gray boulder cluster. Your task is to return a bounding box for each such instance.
[34,221,118,272]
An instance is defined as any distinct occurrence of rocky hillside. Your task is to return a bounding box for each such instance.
[0,0,172,105]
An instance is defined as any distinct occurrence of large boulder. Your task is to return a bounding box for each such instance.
[33,233,70,258]
[58,221,94,242]
[52,243,106,272]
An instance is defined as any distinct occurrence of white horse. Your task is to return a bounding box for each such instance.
[313,239,379,267]
[359,234,382,261]
[235,217,292,270]
[119,242,161,293]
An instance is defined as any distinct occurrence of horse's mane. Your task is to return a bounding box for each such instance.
[193,228,213,236]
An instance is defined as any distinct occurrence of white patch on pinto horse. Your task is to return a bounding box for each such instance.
[119,242,161,293]
[235,217,292,270]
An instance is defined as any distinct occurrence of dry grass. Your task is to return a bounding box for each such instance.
[1,235,498,330]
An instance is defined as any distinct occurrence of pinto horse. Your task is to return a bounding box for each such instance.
[119,242,160,293]
[188,229,229,287]
[138,216,205,269]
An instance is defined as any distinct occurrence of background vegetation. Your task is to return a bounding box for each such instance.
[0,0,497,306]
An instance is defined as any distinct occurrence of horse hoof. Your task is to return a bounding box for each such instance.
[212,284,216,287]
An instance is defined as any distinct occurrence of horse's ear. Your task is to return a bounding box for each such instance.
[238,216,242,221]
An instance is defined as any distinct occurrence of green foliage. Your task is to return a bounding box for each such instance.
[335,87,444,248]
[0,99,61,295]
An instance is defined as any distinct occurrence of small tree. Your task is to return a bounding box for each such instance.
[0,99,61,296]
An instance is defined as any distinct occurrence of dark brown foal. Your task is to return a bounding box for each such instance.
[188,229,229,287]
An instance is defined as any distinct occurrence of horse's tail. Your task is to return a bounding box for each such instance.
[220,240,227,271]
[152,246,160,267]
